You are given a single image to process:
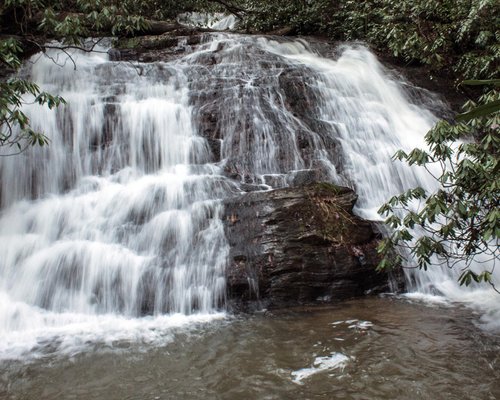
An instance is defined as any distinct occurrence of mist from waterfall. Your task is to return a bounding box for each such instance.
[0,33,497,360]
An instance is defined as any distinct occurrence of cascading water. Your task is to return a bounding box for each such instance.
[0,42,233,359]
[255,38,499,329]
[177,12,239,31]
[0,33,498,360]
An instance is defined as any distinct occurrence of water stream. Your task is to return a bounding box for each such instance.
[0,32,498,396]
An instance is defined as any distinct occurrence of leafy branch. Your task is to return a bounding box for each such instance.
[378,80,499,290]
[0,0,150,155]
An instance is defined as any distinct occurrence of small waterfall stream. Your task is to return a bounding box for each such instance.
[0,33,498,359]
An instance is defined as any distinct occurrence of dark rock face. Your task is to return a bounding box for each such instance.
[223,183,403,310]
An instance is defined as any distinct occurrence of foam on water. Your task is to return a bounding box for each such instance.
[402,292,452,307]
[0,292,225,361]
[331,319,374,330]
[291,353,351,384]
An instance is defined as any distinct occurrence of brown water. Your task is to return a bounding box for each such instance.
[1,297,499,400]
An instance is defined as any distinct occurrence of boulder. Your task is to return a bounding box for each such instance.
[223,183,403,310]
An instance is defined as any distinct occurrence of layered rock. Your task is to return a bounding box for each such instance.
[223,183,403,310]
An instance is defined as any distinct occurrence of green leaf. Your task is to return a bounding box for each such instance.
[460,79,500,87]
[456,100,500,122]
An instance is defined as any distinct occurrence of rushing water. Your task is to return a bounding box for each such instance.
[0,31,499,394]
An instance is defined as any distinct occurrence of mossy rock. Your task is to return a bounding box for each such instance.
[113,34,178,51]
[306,182,351,196]
[114,37,141,49]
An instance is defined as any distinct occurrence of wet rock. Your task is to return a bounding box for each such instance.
[186,35,202,46]
[239,183,269,192]
[262,174,287,188]
[223,183,403,310]
[206,138,222,162]
[189,58,344,185]
[286,168,329,187]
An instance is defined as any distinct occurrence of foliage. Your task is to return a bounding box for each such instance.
[377,80,499,288]
[237,1,332,34]
[238,0,499,79]
[368,0,499,79]
[0,0,153,153]
[1,0,151,42]
[0,38,65,153]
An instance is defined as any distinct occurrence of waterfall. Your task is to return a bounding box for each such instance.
[0,33,498,359]
[0,43,232,359]
[252,38,499,330]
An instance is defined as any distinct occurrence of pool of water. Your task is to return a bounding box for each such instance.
[1,297,499,400]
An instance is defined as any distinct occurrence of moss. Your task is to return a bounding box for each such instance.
[314,181,339,192]
[142,35,178,50]
[305,182,353,200]
[114,37,141,49]
[113,35,178,51]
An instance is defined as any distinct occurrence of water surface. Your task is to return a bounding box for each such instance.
[2,297,498,400]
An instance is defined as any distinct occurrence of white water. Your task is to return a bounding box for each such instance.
[291,352,351,384]
[177,12,239,30]
[0,44,232,359]
[257,38,440,217]
[252,37,499,330]
[0,34,498,360]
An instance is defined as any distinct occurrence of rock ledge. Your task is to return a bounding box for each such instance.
[223,183,402,310]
